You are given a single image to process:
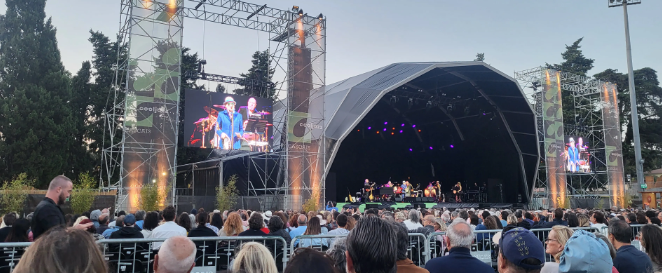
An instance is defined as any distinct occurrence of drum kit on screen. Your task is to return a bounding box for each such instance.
[188,104,271,151]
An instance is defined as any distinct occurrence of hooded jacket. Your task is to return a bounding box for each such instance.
[109,226,144,240]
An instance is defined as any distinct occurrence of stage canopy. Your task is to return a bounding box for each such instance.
[321,62,538,203]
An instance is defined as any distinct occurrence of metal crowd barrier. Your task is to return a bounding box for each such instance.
[0,242,30,273]
[290,234,348,253]
[406,233,428,267]
[600,224,645,250]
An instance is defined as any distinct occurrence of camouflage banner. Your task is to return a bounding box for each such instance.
[602,83,625,207]
[543,69,567,208]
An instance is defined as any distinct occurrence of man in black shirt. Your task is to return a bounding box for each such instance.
[31,175,92,239]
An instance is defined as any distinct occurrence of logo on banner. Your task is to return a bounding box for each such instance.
[288,111,322,143]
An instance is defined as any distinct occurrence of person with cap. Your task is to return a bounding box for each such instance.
[558,229,615,273]
[263,210,272,227]
[89,209,102,228]
[425,221,493,273]
[109,214,143,240]
[497,227,546,273]
[215,96,244,150]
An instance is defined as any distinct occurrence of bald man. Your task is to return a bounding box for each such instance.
[154,236,196,273]
[408,215,436,236]
[289,214,308,247]
[31,175,92,239]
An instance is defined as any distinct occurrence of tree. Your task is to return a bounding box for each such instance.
[139,182,171,212]
[215,84,226,93]
[0,173,33,215]
[474,53,485,62]
[0,0,76,188]
[69,62,96,179]
[216,175,240,211]
[70,172,96,214]
[302,190,321,213]
[234,50,276,99]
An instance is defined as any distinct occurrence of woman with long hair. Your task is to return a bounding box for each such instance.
[285,247,337,273]
[345,216,356,231]
[13,228,107,273]
[565,213,579,228]
[546,226,574,263]
[209,213,223,233]
[231,242,278,273]
[177,212,191,233]
[287,213,299,232]
[5,218,30,242]
[299,217,328,248]
[141,211,159,238]
[219,212,244,236]
[640,224,662,272]
[577,214,591,227]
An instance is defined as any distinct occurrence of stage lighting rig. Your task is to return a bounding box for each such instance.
[194,0,207,10]
[447,104,453,111]
[298,9,304,16]
[408,98,414,109]
[608,0,641,7]
[292,5,300,12]
[318,13,324,20]
[531,81,540,91]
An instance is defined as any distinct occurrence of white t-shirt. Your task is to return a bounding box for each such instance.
[404,220,423,230]
[150,221,187,250]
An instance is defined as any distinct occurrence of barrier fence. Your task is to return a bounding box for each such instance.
[0,224,650,272]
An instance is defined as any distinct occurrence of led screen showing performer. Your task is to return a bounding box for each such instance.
[184,89,273,151]
[563,136,591,173]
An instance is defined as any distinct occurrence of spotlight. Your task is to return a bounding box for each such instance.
[391,132,394,135]
[409,148,413,152]
[384,122,388,125]
[292,5,299,12]
[399,130,403,133]
[317,13,323,20]
[194,0,207,10]
[450,145,454,148]
[392,127,395,130]
[298,9,304,16]
[418,130,421,132]
[152,179,156,183]
[383,128,387,132]
[357,129,360,132]
[531,81,540,91]
[412,124,416,128]
[401,123,405,127]
[429,147,433,150]
[377,131,380,134]
[162,172,167,176]
[367,127,371,130]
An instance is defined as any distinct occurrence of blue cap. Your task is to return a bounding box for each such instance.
[124,214,136,225]
[224,96,236,104]
[499,227,545,270]
[559,230,613,273]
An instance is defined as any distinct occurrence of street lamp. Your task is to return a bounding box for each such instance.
[608,0,644,188]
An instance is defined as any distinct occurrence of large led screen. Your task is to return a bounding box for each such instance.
[184,89,273,152]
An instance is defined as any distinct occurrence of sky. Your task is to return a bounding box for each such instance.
[1,0,661,88]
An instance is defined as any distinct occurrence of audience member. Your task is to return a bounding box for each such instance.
[0,213,17,242]
[514,211,531,230]
[209,213,223,233]
[393,222,430,273]
[102,215,124,239]
[327,214,350,245]
[188,211,217,240]
[594,232,618,261]
[134,210,146,229]
[289,214,308,246]
[285,247,337,273]
[151,206,187,250]
[326,237,348,273]
[31,176,92,239]
[268,215,291,245]
[13,228,107,273]
[425,221,493,273]
[109,214,143,239]
[541,225,573,273]
[559,229,613,273]
[300,216,328,248]
[499,211,509,227]
[232,242,279,273]
[497,228,545,273]
[4,218,31,242]
[239,213,268,236]
[90,209,102,228]
[409,215,436,236]
[640,224,662,272]
[153,236,196,273]
[176,212,191,233]
[543,208,568,228]
[565,213,579,228]
[96,213,109,235]
[637,213,649,224]
[609,219,653,273]
[591,211,608,230]
[404,210,423,230]
[346,216,397,273]
[79,218,104,240]
[141,211,159,238]
[219,212,244,236]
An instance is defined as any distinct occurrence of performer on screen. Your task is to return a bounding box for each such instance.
[567,137,579,172]
[453,182,462,202]
[215,96,244,150]
[242,97,258,131]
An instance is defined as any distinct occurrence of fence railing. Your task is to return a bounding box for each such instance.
[0,224,648,272]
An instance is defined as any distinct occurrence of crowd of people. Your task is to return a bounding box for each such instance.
[2,175,662,273]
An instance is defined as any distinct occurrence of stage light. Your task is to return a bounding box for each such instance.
[377,131,379,134]
[391,132,394,135]
[298,9,304,16]
[429,147,433,150]
[399,130,403,133]
[367,127,371,130]
[317,13,323,20]
[412,125,416,128]
[384,122,388,125]
[152,179,156,183]
[194,0,206,10]
[357,129,360,132]
[162,172,167,176]
[401,123,404,127]
[292,5,299,12]
[450,145,454,148]
[383,128,387,131]
[418,130,421,132]
[409,148,413,151]
[392,127,395,130]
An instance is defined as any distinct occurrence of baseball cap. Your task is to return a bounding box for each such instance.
[124,214,136,225]
[499,227,545,270]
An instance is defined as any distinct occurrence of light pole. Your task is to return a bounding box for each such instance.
[608,0,644,188]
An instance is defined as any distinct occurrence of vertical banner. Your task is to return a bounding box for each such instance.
[602,83,625,207]
[542,69,567,208]
[286,16,326,210]
[121,0,183,212]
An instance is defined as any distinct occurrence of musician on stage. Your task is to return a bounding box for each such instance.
[403,181,412,197]
[452,182,462,202]
[384,181,393,187]
[435,181,444,202]
[216,96,244,150]
[362,179,371,201]
[425,182,435,197]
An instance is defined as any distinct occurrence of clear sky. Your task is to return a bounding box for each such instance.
[2,0,660,87]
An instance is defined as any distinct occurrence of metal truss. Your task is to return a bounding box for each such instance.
[515,67,611,206]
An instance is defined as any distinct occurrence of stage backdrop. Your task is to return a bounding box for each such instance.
[602,83,625,207]
[183,89,273,152]
[543,69,567,208]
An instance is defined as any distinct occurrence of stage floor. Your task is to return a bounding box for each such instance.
[335,202,519,212]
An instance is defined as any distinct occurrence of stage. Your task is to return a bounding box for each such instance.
[336,202,523,212]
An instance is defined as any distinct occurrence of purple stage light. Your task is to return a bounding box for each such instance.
[482,112,486,115]
[450,145,454,148]
[384,122,388,125]
[401,123,405,126]
[429,147,433,150]
[383,128,387,131]
[412,124,416,128]
[399,130,403,133]
[409,148,413,151]
[367,127,371,130]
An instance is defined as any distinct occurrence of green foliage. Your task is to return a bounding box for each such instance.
[474,53,485,62]
[0,0,75,187]
[234,50,276,99]
[0,173,33,214]
[140,182,171,212]
[302,190,321,213]
[70,172,96,214]
[216,175,240,212]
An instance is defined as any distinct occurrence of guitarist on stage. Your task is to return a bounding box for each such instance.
[452,182,463,202]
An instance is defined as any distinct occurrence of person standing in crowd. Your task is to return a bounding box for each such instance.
[425,221,493,273]
[514,211,531,230]
[4,218,31,242]
[543,208,568,228]
[239,213,268,236]
[404,210,423,230]
[13,228,107,273]
[497,228,545,273]
[285,247,337,273]
[565,213,579,228]
[153,236,196,273]
[558,229,614,273]
[109,214,143,240]
[231,242,279,273]
[590,211,608,230]
[639,224,662,272]
[151,206,187,250]
[393,222,430,273]
[31,176,92,239]
[609,219,653,273]
[541,225,573,273]
[498,211,509,227]
[346,217,397,273]
[0,213,16,242]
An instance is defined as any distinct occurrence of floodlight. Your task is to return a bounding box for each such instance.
[298,9,304,16]
[292,5,299,12]
[318,13,323,20]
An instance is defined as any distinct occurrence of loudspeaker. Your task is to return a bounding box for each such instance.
[487,178,503,203]
[416,197,423,202]
[365,204,379,210]
[405,197,417,203]
[423,197,435,202]
[325,172,336,202]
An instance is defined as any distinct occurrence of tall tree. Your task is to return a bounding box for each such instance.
[474,53,485,62]
[595,68,662,174]
[69,61,95,179]
[0,0,76,187]
[234,50,276,99]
